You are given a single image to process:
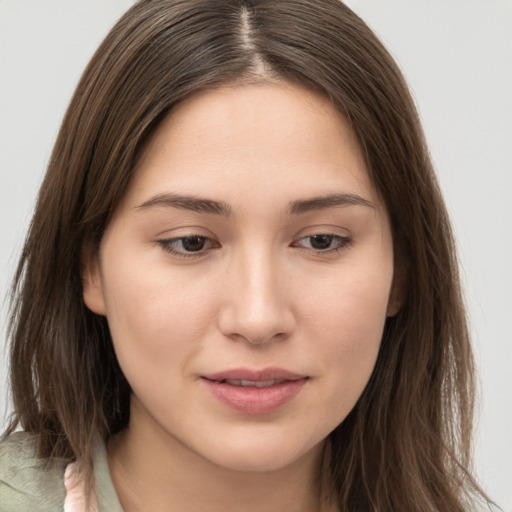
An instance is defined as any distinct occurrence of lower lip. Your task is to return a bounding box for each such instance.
[201,378,308,414]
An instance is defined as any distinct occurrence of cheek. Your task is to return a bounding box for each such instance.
[99,258,216,386]
[299,263,392,413]
[302,260,391,345]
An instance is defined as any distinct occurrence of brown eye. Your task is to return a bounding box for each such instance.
[293,233,352,253]
[158,235,219,257]
[180,236,207,252]
[309,234,335,250]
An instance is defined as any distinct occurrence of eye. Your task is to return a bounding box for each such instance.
[157,235,219,257]
[293,233,352,253]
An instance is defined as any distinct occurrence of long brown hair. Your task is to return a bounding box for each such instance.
[5,0,490,509]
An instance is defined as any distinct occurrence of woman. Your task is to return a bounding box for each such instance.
[0,0,493,510]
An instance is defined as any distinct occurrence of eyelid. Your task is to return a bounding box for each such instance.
[155,227,353,258]
[157,235,220,258]
[291,232,353,254]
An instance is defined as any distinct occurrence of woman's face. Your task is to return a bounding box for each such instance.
[84,81,399,472]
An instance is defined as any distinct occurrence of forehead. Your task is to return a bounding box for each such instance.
[124,81,376,211]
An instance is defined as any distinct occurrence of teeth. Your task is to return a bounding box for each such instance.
[223,379,282,388]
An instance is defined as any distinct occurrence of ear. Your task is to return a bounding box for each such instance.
[386,265,407,317]
[81,244,107,316]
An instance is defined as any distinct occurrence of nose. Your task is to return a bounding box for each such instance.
[217,248,296,345]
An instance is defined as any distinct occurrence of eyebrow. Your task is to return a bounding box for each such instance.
[288,193,374,215]
[135,192,373,216]
[135,193,233,216]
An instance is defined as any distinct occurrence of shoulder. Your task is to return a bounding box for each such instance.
[0,432,66,512]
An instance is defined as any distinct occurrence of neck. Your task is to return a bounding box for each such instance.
[107,400,337,512]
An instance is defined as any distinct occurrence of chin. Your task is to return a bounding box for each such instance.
[199,435,324,473]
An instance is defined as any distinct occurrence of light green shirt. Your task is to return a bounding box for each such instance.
[0,432,124,512]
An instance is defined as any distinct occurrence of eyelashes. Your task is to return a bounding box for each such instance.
[157,233,352,259]
[291,233,352,252]
[157,235,219,258]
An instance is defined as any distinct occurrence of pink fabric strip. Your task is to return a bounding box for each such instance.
[63,462,98,512]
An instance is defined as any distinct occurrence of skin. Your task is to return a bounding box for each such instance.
[83,81,400,512]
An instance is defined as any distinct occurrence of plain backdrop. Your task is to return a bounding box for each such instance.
[0,1,510,509]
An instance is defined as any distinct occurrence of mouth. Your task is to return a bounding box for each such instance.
[212,378,289,388]
[202,367,307,383]
[200,368,309,414]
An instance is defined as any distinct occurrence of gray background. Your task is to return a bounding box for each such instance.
[1,1,510,509]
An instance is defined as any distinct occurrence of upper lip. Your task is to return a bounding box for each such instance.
[201,367,307,382]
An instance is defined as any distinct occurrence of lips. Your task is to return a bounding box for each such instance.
[201,367,308,414]
[220,379,285,388]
